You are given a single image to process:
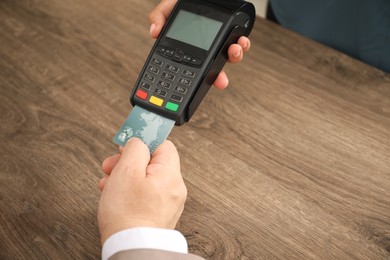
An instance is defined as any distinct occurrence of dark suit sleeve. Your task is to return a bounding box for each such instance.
[109,248,205,260]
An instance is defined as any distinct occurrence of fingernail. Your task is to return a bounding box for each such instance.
[150,23,156,36]
[233,49,241,58]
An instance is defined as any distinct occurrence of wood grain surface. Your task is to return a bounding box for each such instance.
[1,0,389,259]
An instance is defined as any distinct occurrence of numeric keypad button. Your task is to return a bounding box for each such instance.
[166,64,179,73]
[174,86,187,94]
[170,94,183,102]
[140,82,151,90]
[182,69,196,78]
[154,88,167,97]
[151,58,163,67]
[157,80,171,89]
[144,73,155,83]
[162,72,175,81]
[178,77,191,86]
[148,65,159,74]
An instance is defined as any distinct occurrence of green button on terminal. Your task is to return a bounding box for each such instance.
[165,102,179,112]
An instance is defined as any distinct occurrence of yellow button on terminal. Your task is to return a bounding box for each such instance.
[149,96,164,106]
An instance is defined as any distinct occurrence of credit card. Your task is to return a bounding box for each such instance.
[113,106,175,154]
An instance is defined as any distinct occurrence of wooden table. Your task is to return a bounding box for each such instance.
[1,0,389,259]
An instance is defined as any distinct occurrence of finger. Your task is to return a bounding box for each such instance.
[228,44,244,64]
[148,0,177,38]
[98,175,109,191]
[114,138,150,178]
[102,154,121,175]
[119,146,124,154]
[213,70,229,90]
[237,36,251,52]
[148,140,180,176]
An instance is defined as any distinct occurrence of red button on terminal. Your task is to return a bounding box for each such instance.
[136,89,148,100]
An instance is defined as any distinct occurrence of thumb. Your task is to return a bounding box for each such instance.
[148,0,177,38]
[114,138,150,178]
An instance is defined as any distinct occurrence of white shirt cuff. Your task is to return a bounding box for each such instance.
[101,227,188,260]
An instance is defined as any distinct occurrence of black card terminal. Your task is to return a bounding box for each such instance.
[131,0,256,125]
